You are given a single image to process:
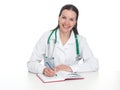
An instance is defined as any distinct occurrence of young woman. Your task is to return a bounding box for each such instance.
[27,4,99,77]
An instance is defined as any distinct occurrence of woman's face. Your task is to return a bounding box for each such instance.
[58,9,77,33]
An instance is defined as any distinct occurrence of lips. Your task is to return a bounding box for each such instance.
[62,24,71,30]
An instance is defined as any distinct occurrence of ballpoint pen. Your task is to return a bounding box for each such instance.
[45,62,57,76]
[45,62,54,70]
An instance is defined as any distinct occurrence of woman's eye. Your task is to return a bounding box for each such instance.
[62,16,66,19]
[70,18,75,21]
[70,19,74,21]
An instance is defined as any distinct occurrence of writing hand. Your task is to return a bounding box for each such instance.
[43,67,56,77]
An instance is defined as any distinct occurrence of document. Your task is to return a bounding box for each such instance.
[36,71,84,83]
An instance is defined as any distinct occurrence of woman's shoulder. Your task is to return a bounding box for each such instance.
[40,30,53,38]
[77,34,86,41]
[36,30,52,43]
[77,34,89,47]
[42,30,52,35]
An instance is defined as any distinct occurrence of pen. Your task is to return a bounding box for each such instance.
[45,62,54,70]
[45,62,57,76]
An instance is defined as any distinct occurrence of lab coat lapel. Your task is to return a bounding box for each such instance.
[65,31,75,45]
[53,29,75,51]
[55,29,64,51]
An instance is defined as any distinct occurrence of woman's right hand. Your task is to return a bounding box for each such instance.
[43,67,56,77]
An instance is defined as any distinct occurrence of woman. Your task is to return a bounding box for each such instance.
[27,4,99,77]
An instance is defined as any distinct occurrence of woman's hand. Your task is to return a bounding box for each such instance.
[55,64,72,72]
[43,67,56,77]
[43,64,72,76]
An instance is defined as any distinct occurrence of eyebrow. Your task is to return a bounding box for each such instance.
[61,15,76,20]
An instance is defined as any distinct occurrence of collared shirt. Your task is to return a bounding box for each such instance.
[27,29,99,74]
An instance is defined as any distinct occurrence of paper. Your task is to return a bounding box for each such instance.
[37,71,84,83]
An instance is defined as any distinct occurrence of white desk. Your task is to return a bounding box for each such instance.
[0,71,120,90]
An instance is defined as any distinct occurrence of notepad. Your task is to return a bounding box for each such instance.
[36,71,84,83]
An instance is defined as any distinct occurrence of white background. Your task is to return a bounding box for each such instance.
[0,0,120,79]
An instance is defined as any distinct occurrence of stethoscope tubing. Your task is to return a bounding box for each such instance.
[47,29,81,61]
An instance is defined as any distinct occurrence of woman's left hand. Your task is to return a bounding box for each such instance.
[55,64,72,72]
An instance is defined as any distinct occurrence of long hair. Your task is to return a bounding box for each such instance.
[54,4,79,35]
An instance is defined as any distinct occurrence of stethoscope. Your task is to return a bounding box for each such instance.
[46,29,82,62]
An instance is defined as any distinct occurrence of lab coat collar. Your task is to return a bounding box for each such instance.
[56,29,75,44]
[49,29,75,45]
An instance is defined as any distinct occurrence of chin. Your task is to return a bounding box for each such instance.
[62,28,71,32]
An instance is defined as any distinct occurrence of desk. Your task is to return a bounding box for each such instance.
[0,71,120,90]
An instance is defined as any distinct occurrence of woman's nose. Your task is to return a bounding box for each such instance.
[64,19,69,25]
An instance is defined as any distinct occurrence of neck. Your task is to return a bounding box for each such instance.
[59,31,71,45]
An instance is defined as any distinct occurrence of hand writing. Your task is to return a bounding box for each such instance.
[43,67,56,77]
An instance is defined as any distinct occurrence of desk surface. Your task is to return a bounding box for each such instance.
[0,70,120,90]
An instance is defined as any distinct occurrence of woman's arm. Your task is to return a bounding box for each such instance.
[70,36,99,72]
[27,32,49,74]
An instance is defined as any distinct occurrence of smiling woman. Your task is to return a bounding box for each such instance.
[59,10,76,33]
[58,9,77,45]
[27,4,99,77]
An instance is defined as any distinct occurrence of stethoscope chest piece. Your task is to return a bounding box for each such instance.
[44,56,55,70]
[76,55,82,61]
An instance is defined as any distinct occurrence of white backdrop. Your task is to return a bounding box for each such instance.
[0,0,120,77]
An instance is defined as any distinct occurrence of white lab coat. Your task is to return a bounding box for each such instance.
[27,29,99,74]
